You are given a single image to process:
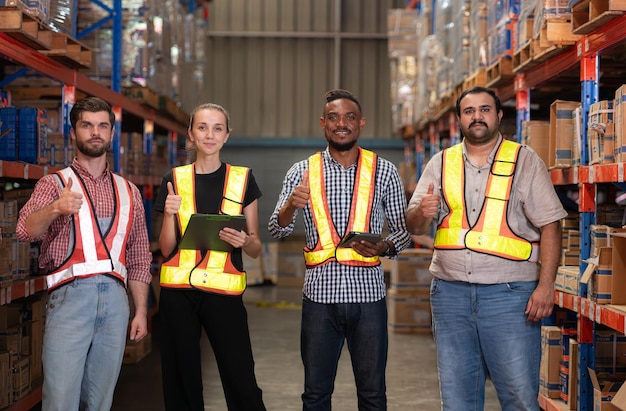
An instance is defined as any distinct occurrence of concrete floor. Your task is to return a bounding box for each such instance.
[111,284,500,410]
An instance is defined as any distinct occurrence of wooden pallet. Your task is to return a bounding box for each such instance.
[532,39,568,63]
[122,86,190,126]
[485,57,514,88]
[434,90,455,119]
[39,33,92,69]
[0,6,92,69]
[512,41,535,73]
[6,86,88,102]
[572,0,626,34]
[0,6,52,49]
[462,68,486,90]
[537,20,581,48]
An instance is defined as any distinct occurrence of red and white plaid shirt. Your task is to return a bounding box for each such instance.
[17,159,152,285]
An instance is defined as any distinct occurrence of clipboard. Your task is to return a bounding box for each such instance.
[178,214,247,252]
[337,231,382,248]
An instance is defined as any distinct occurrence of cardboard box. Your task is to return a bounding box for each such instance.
[11,356,29,402]
[389,248,432,292]
[0,352,10,408]
[596,233,626,304]
[549,100,580,168]
[522,121,550,168]
[540,326,562,398]
[589,368,626,410]
[561,339,578,409]
[387,288,431,334]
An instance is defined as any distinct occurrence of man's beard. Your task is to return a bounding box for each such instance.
[77,139,110,157]
[327,138,356,152]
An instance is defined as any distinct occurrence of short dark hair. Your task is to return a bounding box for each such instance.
[70,97,115,130]
[456,86,502,116]
[323,89,362,114]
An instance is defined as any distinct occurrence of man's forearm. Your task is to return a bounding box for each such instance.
[277,204,296,228]
[406,206,431,235]
[128,280,150,316]
[25,203,63,238]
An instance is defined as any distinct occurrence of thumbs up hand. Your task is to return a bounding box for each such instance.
[288,169,310,210]
[164,181,182,216]
[56,178,83,216]
[420,182,440,219]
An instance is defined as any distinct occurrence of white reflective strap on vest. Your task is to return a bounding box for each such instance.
[108,174,132,261]
[48,168,131,289]
[46,260,128,289]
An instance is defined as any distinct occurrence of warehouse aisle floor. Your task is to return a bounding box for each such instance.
[111,284,500,411]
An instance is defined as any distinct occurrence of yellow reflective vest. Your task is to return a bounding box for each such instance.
[160,163,249,294]
[434,139,539,262]
[47,167,133,291]
[303,148,381,268]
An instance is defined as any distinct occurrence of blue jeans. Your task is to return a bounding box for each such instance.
[430,278,541,411]
[42,275,130,411]
[300,296,388,411]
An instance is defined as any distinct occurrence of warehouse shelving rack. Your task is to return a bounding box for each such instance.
[408,2,626,408]
[0,0,192,408]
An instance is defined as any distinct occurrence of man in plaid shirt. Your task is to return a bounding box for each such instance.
[17,97,152,411]
[268,89,411,411]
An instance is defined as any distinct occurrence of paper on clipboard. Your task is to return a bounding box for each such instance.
[337,231,382,248]
[178,214,246,252]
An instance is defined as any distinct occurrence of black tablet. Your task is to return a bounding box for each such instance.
[178,214,247,252]
[337,231,383,248]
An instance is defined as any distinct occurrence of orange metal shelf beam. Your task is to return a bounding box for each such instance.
[0,277,47,305]
[550,167,579,185]
[0,161,59,180]
[0,33,187,136]
[498,14,626,102]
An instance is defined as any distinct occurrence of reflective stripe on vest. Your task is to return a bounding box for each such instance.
[303,148,380,267]
[159,163,248,294]
[434,140,539,262]
[46,167,132,290]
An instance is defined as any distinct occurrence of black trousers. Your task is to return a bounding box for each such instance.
[159,288,266,411]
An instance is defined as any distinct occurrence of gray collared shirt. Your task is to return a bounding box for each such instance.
[407,135,567,283]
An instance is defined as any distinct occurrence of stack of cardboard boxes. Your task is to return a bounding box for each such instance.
[386,248,433,334]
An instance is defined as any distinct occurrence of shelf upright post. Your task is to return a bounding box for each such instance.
[449,111,459,146]
[144,118,155,239]
[168,130,178,167]
[111,0,123,173]
[415,132,424,182]
[577,50,599,411]
[514,73,529,143]
[111,106,122,173]
[62,85,76,166]
[428,122,437,158]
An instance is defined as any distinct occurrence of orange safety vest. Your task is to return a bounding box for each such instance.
[46,167,134,291]
[159,163,249,294]
[434,139,539,262]
[303,148,381,268]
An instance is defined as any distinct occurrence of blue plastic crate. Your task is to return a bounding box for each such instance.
[18,107,42,164]
[0,107,18,161]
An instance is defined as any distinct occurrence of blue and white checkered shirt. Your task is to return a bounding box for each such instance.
[268,148,412,304]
